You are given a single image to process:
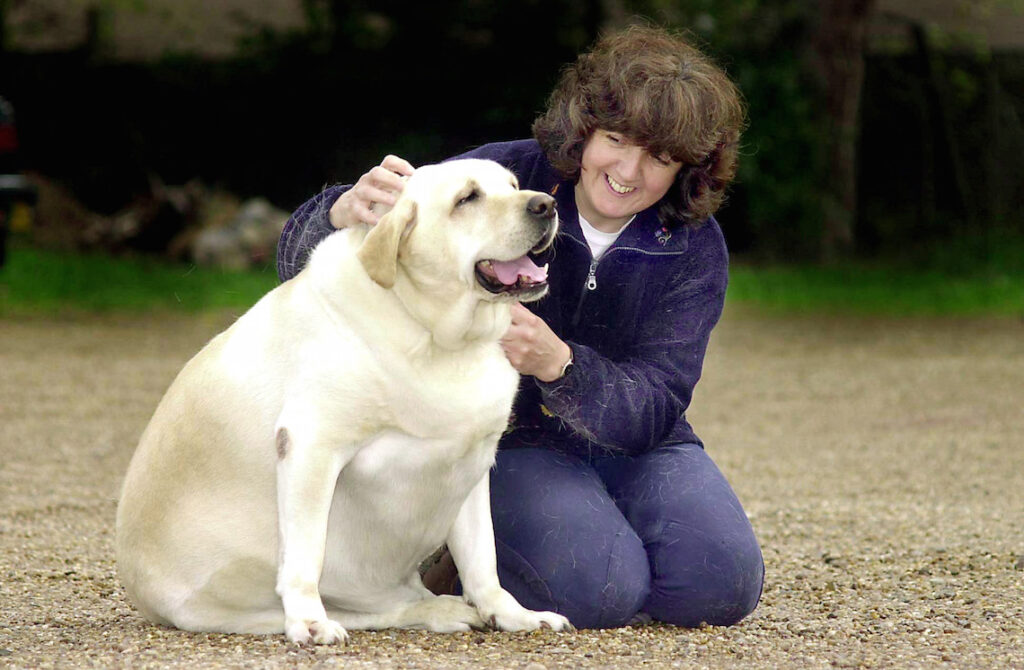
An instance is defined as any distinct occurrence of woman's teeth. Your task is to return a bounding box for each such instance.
[606,174,636,194]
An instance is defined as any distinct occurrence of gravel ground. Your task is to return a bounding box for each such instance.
[1,308,1022,669]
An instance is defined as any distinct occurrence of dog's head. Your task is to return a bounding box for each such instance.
[356,159,557,304]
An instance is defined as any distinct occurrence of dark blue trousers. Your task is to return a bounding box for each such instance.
[489,444,764,629]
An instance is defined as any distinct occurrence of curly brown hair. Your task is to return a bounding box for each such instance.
[532,23,746,225]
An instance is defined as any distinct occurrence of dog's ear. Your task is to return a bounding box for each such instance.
[357,198,417,289]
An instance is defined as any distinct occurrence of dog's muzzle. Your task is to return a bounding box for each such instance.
[474,195,557,298]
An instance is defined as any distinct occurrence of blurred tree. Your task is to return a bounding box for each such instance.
[810,0,878,262]
[857,0,1024,266]
[0,0,7,56]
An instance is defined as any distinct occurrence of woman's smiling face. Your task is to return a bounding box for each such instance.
[574,130,683,233]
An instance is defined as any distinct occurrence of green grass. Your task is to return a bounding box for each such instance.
[0,244,279,316]
[727,263,1024,317]
[1,243,1022,317]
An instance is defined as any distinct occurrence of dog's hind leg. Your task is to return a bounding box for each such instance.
[171,584,286,635]
[173,608,287,635]
[326,595,485,632]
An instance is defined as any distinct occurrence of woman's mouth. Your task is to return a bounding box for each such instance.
[605,173,636,195]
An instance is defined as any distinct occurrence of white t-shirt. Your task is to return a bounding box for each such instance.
[579,213,635,259]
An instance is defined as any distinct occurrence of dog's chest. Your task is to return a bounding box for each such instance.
[382,350,518,441]
[346,427,496,486]
[334,429,497,553]
[338,351,514,506]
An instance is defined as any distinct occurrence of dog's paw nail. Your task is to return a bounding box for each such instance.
[540,620,552,630]
[286,623,310,645]
[312,621,348,645]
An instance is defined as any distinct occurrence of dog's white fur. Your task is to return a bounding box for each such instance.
[115,159,569,644]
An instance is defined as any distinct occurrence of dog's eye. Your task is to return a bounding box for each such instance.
[456,190,480,207]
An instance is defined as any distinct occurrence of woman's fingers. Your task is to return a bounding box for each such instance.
[329,155,416,229]
[380,154,416,178]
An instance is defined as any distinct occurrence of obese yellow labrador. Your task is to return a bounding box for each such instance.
[116,159,570,644]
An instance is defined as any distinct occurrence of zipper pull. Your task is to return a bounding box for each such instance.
[585,258,598,290]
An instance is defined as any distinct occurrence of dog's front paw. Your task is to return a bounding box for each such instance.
[473,588,573,632]
[488,607,573,633]
[529,609,574,632]
[285,617,348,645]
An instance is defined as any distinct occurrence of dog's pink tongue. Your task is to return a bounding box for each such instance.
[491,256,547,285]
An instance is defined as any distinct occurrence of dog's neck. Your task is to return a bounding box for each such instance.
[392,270,512,352]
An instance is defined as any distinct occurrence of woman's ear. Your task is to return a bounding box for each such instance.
[356,198,417,289]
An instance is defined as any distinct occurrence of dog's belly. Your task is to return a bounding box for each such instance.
[317,429,497,610]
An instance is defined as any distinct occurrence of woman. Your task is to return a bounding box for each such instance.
[277,24,763,629]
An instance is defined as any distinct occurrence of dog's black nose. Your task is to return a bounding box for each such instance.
[527,194,556,220]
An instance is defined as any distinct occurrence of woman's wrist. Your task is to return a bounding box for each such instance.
[537,343,574,383]
[328,191,351,229]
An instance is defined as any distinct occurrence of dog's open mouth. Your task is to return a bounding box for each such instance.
[475,256,549,294]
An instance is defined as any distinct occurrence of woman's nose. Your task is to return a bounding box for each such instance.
[617,147,644,181]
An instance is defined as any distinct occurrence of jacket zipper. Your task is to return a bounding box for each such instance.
[572,257,600,328]
[566,221,687,329]
[585,258,598,291]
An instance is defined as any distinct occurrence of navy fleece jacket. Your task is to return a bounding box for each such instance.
[276,140,728,457]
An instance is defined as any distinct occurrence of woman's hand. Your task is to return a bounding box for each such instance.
[329,155,416,229]
[500,303,573,382]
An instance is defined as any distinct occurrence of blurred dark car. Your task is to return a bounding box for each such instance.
[1,95,37,268]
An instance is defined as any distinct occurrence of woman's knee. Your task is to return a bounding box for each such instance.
[596,443,765,627]
[644,523,764,627]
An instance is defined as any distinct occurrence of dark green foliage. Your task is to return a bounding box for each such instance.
[1,0,1021,265]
